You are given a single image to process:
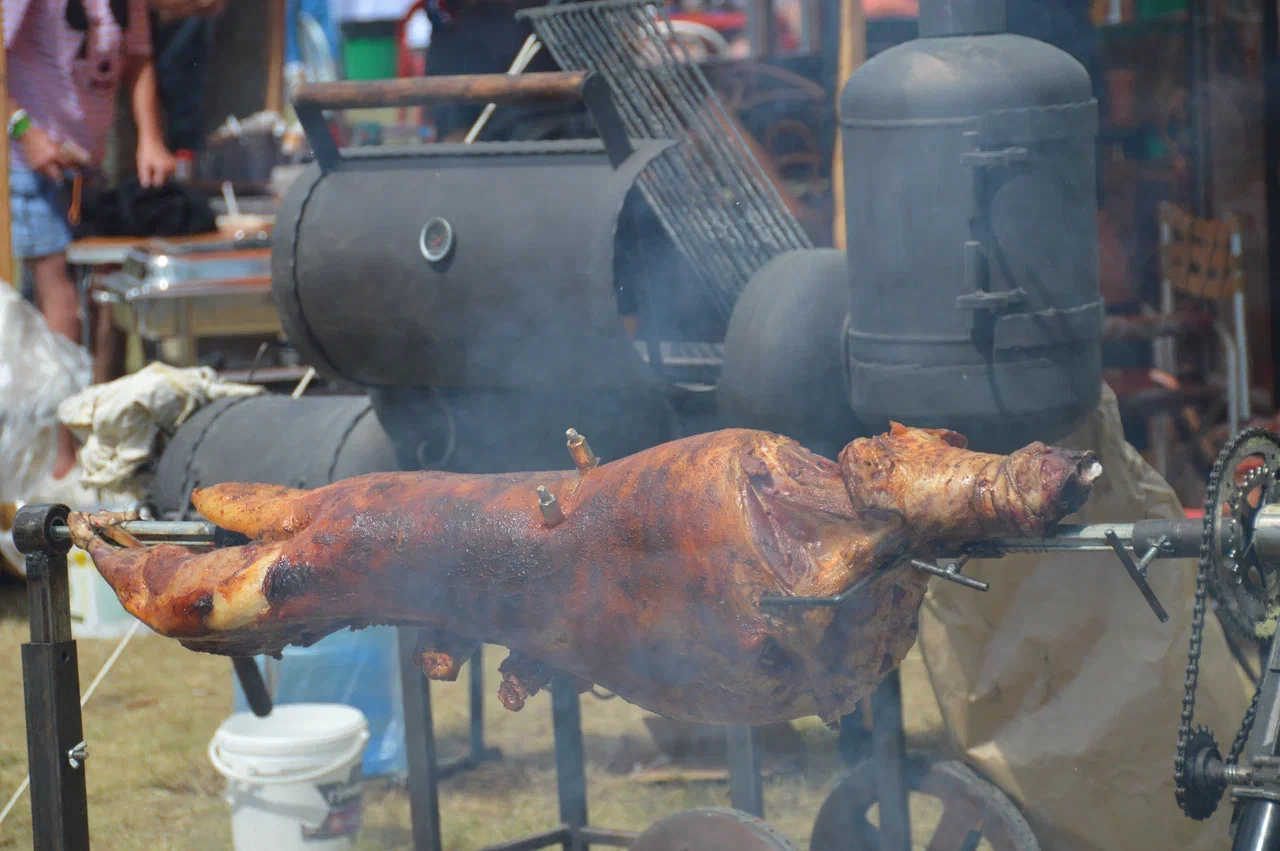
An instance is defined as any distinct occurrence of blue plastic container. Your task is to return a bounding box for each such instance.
[233,626,406,778]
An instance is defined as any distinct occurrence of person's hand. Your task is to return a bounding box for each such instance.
[136,136,177,189]
[20,126,82,182]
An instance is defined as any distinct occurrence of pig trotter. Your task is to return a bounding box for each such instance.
[498,652,556,711]
[71,508,145,549]
[814,692,853,730]
[414,630,479,682]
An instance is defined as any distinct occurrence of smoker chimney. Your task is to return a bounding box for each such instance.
[918,0,1006,37]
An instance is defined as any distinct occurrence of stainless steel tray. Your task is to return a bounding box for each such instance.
[115,234,272,300]
[94,271,279,343]
[93,234,278,345]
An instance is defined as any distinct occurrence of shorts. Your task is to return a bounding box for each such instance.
[10,160,72,261]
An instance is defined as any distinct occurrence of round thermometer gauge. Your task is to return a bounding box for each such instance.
[419,217,454,263]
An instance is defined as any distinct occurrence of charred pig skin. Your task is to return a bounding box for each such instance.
[70,424,1100,726]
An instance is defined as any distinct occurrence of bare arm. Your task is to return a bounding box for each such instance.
[126,55,176,187]
[126,55,165,148]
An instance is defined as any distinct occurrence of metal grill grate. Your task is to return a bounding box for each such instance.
[519,0,813,318]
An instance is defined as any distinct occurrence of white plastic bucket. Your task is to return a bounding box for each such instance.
[209,703,371,851]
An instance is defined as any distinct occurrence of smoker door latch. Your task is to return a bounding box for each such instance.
[955,288,1027,312]
[961,146,1029,169]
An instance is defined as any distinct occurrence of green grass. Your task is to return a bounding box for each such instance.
[0,576,956,849]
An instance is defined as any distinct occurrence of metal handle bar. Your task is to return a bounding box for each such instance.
[292,71,633,172]
[293,70,594,111]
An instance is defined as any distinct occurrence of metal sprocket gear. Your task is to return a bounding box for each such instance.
[1205,431,1280,639]
[1178,726,1225,821]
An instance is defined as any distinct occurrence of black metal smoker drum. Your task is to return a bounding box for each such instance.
[719,249,863,460]
[840,0,1102,452]
[273,73,671,394]
[150,394,398,517]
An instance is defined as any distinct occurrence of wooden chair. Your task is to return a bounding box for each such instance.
[1149,202,1250,476]
[1105,203,1249,481]
[1103,203,1251,486]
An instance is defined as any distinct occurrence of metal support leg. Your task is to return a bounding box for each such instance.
[398,627,444,851]
[1232,800,1280,851]
[551,678,588,851]
[1153,274,1175,479]
[75,267,93,352]
[14,504,90,851]
[479,680,634,851]
[871,670,911,851]
[470,649,486,755]
[1234,290,1252,421]
[1229,635,1280,850]
[727,725,765,817]
[437,648,502,779]
[838,704,871,766]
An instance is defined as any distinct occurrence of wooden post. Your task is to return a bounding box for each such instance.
[831,0,865,250]
[264,0,287,115]
[0,2,12,284]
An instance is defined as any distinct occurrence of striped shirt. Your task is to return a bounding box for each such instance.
[6,0,151,170]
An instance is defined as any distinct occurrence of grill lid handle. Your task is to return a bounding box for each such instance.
[292,71,633,172]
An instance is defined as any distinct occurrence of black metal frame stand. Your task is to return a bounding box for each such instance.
[870,670,912,851]
[13,504,276,851]
[397,630,637,851]
[15,504,90,851]
[727,726,765,816]
[722,670,911,850]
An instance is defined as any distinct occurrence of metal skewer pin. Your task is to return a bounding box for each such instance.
[46,520,220,547]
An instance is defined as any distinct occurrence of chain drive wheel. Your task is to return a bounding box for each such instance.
[1175,428,1280,819]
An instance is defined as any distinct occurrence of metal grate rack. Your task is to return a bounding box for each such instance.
[519,0,813,319]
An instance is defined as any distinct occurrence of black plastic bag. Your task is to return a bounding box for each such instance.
[72,177,218,239]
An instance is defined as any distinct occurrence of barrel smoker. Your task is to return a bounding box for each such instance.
[9,0,1274,847]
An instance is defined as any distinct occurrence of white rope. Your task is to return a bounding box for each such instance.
[0,619,143,829]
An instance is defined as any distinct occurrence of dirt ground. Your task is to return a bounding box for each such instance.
[0,575,960,850]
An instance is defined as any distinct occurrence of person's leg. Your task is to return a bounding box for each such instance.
[27,253,79,340]
[21,254,78,479]
[11,161,80,479]
[11,162,77,333]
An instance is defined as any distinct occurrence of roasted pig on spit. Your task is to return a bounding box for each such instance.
[70,424,1100,726]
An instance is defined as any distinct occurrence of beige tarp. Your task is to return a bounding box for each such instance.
[919,384,1255,850]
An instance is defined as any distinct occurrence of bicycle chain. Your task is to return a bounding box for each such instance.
[1175,427,1276,817]
[1229,687,1262,765]
[1226,466,1269,765]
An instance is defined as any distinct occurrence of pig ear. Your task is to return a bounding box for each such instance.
[929,429,968,448]
[889,422,968,448]
[890,422,967,447]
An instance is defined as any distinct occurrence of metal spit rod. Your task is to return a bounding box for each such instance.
[759,514,1227,611]
[48,521,218,547]
[44,517,1214,554]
